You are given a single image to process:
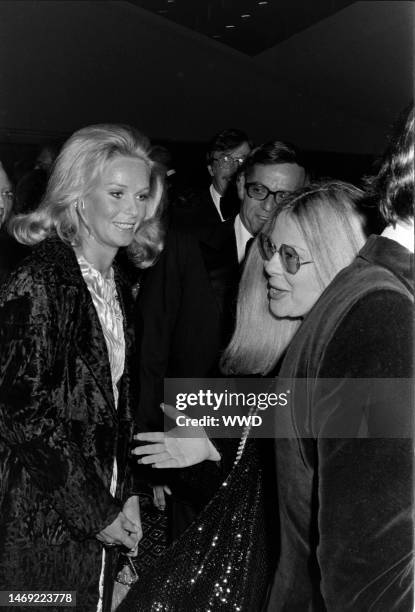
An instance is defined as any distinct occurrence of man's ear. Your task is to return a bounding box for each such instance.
[236,173,245,201]
[207,164,214,178]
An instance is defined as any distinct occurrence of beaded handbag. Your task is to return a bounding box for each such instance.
[116,439,274,612]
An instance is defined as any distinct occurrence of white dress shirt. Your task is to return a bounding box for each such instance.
[209,184,225,222]
[381,219,414,253]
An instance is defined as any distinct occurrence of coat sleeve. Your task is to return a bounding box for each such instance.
[0,274,121,539]
[314,290,413,611]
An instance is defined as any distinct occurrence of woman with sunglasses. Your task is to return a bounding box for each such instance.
[118,181,365,611]
[227,128,413,609]
[223,180,366,376]
[263,112,414,611]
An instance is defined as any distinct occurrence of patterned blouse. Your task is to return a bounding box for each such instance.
[77,255,125,406]
[76,254,125,612]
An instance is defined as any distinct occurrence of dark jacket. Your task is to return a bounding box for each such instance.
[136,223,239,432]
[171,182,241,235]
[0,237,137,611]
[269,235,414,611]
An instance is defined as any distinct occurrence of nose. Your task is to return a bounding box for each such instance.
[123,194,140,217]
[264,250,283,276]
[261,194,277,213]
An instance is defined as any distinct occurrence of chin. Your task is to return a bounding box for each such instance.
[119,236,136,247]
[269,300,303,319]
[110,232,136,248]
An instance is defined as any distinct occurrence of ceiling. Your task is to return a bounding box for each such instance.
[128,0,356,55]
[0,1,413,155]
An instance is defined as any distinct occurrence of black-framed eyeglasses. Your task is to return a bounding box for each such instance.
[245,182,291,205]
[213,154,247,168]
[258,233,313,275]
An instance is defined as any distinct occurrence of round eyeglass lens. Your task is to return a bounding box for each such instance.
[280,244,300,274]
[259,234,276,260]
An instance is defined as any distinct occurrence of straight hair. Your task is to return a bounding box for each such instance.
[221,181,366,375]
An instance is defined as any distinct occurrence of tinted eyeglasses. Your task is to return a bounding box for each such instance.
[213,154,247,168]
[245,182,291,205]
[259,233,313,275]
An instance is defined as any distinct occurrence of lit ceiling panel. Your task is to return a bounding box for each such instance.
[128,0,356,55]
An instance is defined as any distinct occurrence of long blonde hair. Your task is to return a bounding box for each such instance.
[221,181,366,375]
[11,124,165,268]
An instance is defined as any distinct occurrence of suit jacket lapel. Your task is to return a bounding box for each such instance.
[201,187,222,225]
[198,220,240,312]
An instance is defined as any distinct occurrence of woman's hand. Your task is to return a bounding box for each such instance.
[96,510,140,550]
[122,496,142,556]
[132,403,221,468]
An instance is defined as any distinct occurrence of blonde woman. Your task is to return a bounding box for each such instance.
[223,180,366,375]
[0,124,163,611]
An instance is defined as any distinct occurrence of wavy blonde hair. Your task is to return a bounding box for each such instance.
[221,181,366,375]
[11,124,165,268]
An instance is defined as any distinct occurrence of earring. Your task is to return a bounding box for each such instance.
[80,200,85,210]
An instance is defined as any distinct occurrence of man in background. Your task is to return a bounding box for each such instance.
[173,128,252,232]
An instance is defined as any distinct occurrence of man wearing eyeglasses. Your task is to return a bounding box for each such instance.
[206,128,252,223]
[234,140,307,263]
[176,141,308,358]
[174,128,252,233]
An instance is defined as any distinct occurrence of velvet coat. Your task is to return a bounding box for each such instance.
[0,237,137,611]
[268,235,414,611]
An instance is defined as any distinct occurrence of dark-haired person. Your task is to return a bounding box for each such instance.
[173,128,252,233]
[235,139,307,260]
[200,139,308,351]
[0,124,163,611]
[265,106,414,610]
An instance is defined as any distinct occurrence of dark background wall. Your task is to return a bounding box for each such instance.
[0,1,413,182]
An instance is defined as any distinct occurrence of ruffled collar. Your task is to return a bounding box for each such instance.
[76,255,117,303]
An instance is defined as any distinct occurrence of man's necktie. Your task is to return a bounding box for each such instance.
[244,236,254,261]
[219,196,230,221]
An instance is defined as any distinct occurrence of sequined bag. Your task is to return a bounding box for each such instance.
[117,440,274,612]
